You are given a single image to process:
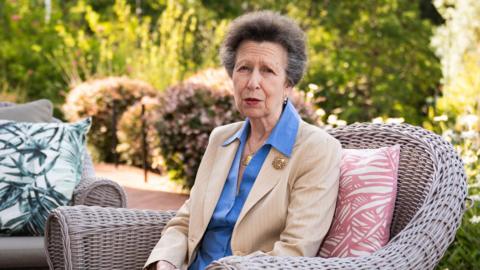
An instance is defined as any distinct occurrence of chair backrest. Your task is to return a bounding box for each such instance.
[329,123,452,238]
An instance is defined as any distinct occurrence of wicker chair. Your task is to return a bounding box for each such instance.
[0,101,127,269]
[45,123,467,270]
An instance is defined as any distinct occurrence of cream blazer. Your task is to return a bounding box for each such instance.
[145,120,342,269]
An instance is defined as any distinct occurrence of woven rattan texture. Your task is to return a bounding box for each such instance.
[46,206,176,270]
[329,123,435,237]
[44,123,467,270]
[72,177,127,207]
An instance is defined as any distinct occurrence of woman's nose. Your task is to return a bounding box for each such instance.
[246,69,261,90]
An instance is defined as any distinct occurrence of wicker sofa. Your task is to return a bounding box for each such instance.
[0,101,127,269]
[45,123,467,270]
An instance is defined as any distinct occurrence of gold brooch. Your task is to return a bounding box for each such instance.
[272,156,287,170]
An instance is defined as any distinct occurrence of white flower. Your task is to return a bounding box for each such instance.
[433,115,449,122]
[308,83,319,91]
[462,153,478,164]
[327,115,338,125]
[336,120,347,127]
[459,114,478,128]
[461,130,477,139]
[469,194,480,202]
[372,117,384,124]
[315,108,326,116]
[470,215,480,224]
[386,118,405,124]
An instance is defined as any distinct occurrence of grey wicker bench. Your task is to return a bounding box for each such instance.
[0,101,127,269]
[45,123,467,270]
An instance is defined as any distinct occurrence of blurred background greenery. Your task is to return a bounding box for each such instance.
[0,0,478,268]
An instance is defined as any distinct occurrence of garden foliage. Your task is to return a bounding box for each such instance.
[155,82,240,188]
[116,98,164,173]
[50,0,227,92]
[0,0,64,106]
[430,0,480,268]
[63,76,158,162]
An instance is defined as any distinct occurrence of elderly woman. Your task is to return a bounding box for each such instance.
[145,11,342,270]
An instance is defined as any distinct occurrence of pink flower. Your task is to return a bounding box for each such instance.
[11,15,21,21]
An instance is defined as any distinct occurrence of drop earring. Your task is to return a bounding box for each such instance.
[283,96,288,105]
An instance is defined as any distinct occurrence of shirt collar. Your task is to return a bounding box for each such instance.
[222,120,249,146]
[222,100,300,157]
[265,100,300,157]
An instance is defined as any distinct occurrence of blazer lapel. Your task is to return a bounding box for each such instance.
[201,140,239,229]
[236,148,286,225]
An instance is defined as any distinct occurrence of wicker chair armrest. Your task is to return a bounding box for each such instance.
[45,205,176,270]
[207,241,441,270]
[72,176,127,208]
[207,254,369,270]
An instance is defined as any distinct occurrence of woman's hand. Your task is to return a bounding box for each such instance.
[155,260,177,270]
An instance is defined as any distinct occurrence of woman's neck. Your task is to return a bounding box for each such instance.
[248,110,281,143]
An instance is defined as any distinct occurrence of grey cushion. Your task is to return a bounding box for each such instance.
[0,237,47,268]
[0,99,53,122]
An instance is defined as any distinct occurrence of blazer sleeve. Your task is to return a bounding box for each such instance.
[266,134,342,257]
[144,199,191,269]
[144,127,222,269]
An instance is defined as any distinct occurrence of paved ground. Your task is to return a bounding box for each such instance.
[94,163,188,211]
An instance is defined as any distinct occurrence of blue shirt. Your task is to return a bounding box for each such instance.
[189,101,300,270]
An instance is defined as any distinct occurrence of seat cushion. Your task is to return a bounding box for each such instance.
[0,99,53,122]
[0,236,47,268]
[0,118,91,236]
[319,145,400,257]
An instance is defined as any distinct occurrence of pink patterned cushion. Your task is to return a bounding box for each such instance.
[318,145,400,257]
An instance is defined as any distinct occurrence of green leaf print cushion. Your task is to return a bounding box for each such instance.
[0,118,91,236]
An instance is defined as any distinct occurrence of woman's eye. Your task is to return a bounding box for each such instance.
[262,67,275,74]
[237,66,249,71]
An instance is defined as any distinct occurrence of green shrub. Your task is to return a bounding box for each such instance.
[437,205,480,269]
[156,68,319,188]
[434,115,480,269]
[430,2,480,268]
[155,82,240,188]
[63,76,158,162]
[49,0,227,92]
[116,98,165,173]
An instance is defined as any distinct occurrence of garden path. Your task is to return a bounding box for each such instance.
[94,163,188,210]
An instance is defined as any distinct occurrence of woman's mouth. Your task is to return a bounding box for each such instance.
[244,98,261,106]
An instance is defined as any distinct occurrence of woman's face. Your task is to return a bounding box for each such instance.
[232,40,292,123]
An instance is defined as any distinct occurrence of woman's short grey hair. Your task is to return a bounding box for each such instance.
[220,11,307,87]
